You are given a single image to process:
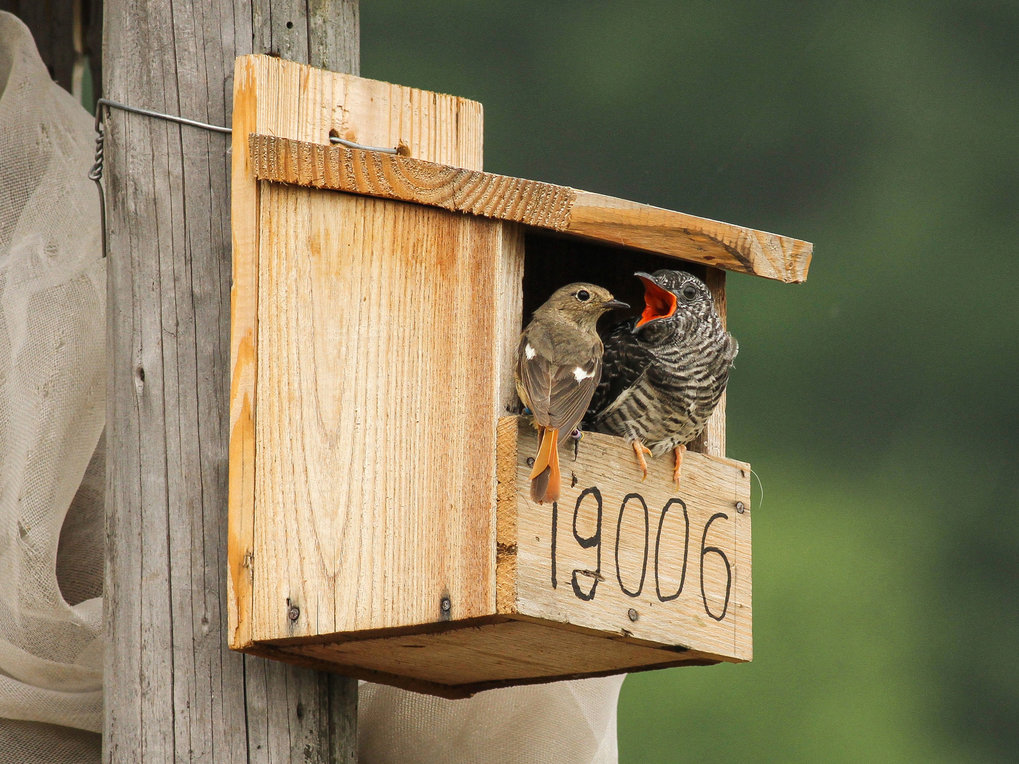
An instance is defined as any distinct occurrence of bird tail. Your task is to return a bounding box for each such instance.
[530,426,561,503]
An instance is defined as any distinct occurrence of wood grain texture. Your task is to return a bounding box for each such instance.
[251,195,505,640]
[230,59,485,651]
[232,411,748,695]
[104,6,358,763]
[247,133,813,283]
[498,417,751,662]
[229,57,518,653]
[690,266,728,458]
[262,617,722,698]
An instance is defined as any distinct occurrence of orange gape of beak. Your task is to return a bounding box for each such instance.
[635,275,677,328]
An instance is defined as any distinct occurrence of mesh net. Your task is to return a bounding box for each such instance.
[0,11,105,760]
[359,676,624,762]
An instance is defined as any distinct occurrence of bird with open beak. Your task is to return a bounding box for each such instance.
[586,270,738,488]
[515,283,628,503]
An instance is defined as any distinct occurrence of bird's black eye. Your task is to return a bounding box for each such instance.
[576,289,591,302]
[681,285,698,301]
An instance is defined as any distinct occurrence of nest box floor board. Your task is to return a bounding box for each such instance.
[256,617,722,698]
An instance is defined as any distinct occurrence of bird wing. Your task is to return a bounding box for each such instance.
[517,331,602,441]
[586,318,656,420]
[593,364,650,421]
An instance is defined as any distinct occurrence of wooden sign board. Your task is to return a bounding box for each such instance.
[498,419,751,664]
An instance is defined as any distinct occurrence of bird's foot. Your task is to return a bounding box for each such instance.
[571,428,583,458]
[672,444,686,490]
[632,441,652,481]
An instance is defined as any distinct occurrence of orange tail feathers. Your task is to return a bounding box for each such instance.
[530,426,561,503]
[545,441,561,503]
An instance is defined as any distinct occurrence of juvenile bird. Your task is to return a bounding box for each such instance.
[586,270,737,488]
[516,283,628,504]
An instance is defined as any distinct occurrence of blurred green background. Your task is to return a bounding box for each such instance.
[362,2,1018,761]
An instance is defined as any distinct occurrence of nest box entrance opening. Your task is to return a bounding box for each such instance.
[520,232,725,458]
[522,232,712,324]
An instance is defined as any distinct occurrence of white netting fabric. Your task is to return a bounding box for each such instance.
[358,675,625,763]
[0,11,105,760]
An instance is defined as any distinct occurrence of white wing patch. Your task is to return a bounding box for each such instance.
[525,343,537,360]
[573,366,595,382]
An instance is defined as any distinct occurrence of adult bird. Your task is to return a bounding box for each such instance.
[516,283,628,503]
[586,270,737,488]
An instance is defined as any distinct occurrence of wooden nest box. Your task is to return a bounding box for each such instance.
[228,55,812,698]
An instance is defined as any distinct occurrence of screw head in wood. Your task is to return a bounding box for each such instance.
[287,604,300,622]
[627,608,639,622]
[735,501,745,514]
[440,597,451,613]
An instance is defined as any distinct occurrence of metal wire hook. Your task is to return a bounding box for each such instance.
[89,97,398,258]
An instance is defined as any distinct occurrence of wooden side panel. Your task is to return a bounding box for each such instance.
[252,193,505,640]
[230,55,486,647]
[498,417,752,662]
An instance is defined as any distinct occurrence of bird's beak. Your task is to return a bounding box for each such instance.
[605,299,629,310]
[633,272,676,331]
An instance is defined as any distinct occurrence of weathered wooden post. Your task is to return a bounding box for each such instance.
[103,2,359,760]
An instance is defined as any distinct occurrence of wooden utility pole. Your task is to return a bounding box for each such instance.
[103,2,358,760]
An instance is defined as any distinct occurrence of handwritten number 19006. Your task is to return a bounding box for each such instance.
[550,490,733,621]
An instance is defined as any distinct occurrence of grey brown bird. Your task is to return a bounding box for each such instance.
[586,270,737,487]
[516,283,628,503]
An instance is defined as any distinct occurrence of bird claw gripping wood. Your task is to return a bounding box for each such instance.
[632,441,652,481]
[571,427,583,458]
[672,444,686,490]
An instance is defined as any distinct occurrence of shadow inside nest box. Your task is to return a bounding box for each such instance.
[520,232,709,328]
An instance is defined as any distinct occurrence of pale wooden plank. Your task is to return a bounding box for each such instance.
[493,229,526,613]
[231,58,499,648]
[496,417,521,614]
[229,58,486,649]
[105,6,359,763]
[265,619,719,697]
[568,190,810,283]
[498,417,751,662]
[251,193,505,640]
[229,50,261,657]
[690,266,728,458]
[247,134,813,283]
[733,465,753,661]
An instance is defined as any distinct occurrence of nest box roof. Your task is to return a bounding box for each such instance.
[248,133,812,283]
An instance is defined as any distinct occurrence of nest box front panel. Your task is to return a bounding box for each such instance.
[497,418,752,663]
